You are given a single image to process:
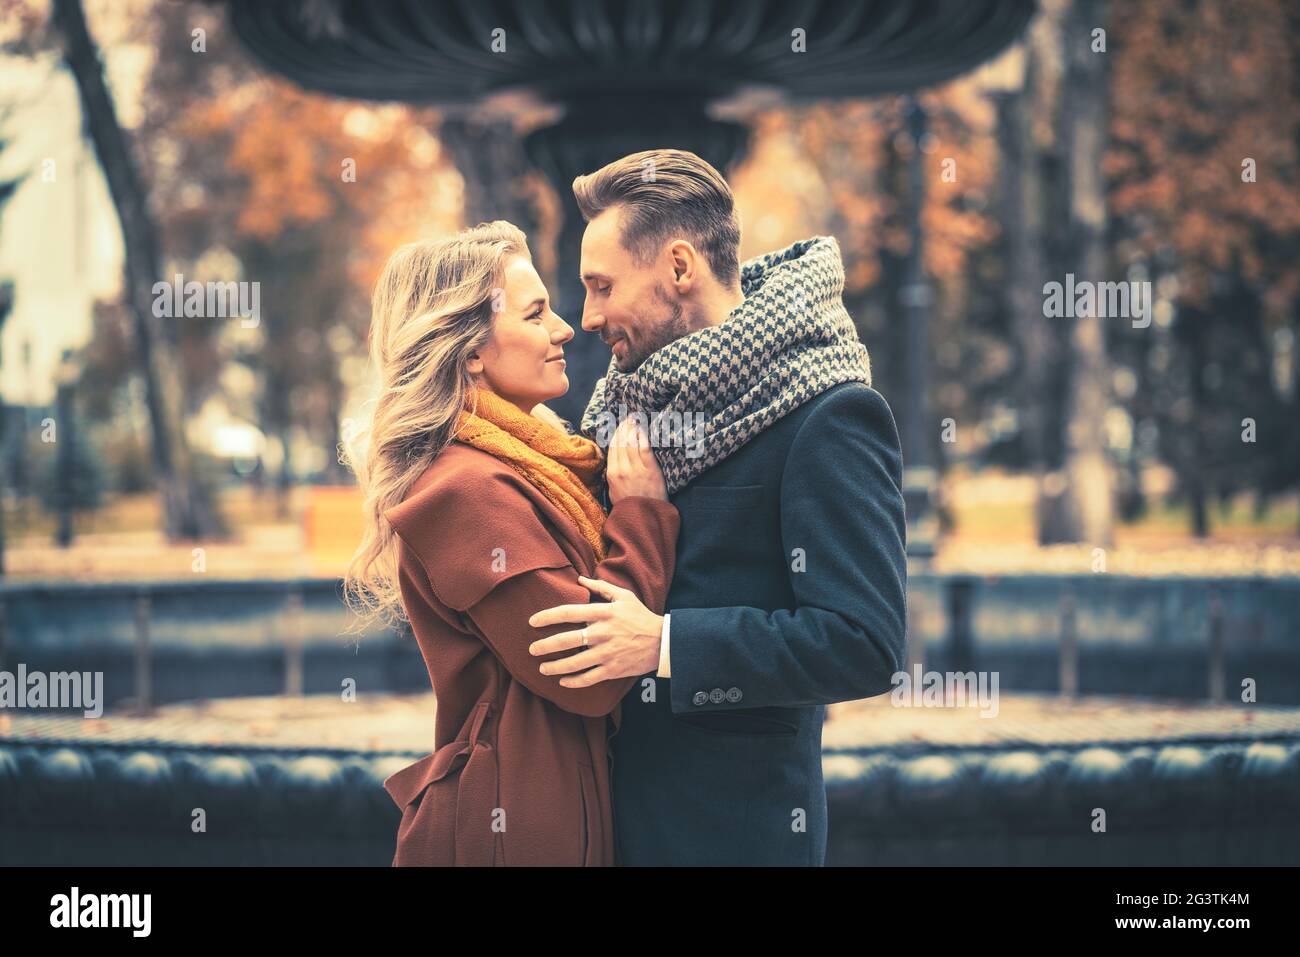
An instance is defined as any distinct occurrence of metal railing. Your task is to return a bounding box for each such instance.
[2,572,1297,711]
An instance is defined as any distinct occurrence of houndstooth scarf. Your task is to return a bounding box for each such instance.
[579,235,872,494]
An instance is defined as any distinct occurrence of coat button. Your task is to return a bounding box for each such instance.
[709,687,725,704]
[692,691,709,706]
[726,686,742,703]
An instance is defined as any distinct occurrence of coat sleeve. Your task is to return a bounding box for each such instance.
[663,385,908,712]
[387,466,680,718]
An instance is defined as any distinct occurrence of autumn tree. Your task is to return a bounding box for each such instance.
[51,0,220,538]
[758,81,1004,483]
[1108,0,1300,535]
[135,0,456,507]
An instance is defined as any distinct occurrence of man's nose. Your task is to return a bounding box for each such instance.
[580,294,603,333]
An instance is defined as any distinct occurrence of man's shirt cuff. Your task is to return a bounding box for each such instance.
[656,612,671,678]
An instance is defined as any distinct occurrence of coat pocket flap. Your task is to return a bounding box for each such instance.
[383,739,474,807]
[384,702,495,808]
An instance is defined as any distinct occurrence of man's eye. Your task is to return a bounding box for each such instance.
[598,285,611,295]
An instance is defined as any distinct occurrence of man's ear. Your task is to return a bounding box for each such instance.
[669,240,697,293]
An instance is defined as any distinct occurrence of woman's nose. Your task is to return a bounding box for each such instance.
[549,314,574,345]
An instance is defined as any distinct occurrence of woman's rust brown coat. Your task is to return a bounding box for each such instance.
[380,441,680,866]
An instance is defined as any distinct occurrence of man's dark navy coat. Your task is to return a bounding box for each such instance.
[610,380,907,866]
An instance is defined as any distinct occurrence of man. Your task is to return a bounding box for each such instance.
[527,148,907,866]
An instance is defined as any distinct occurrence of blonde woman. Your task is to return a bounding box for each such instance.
[343,221,679,866]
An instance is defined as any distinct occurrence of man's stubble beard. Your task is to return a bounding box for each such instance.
[617,282,697,373]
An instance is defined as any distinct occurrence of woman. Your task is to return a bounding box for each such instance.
[343,221,679,866]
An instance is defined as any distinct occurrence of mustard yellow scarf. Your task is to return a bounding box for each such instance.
[454,389,608,561]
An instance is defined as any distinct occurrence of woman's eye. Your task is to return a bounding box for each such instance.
[529,309,544,321]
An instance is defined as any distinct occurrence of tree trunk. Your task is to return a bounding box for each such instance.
[997,78,1057,543]
[275,429,293,522]
[1057,0,1115,546]
[999,0,1078,545]
[1173,302,1210,538]
[52,0,219,539]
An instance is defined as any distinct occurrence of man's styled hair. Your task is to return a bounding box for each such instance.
[572,148,741,289]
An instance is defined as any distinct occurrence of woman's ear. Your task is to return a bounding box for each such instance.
[466,351,484,375]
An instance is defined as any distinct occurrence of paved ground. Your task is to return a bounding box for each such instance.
[823,693,1300,749]
[3,691,1297,754]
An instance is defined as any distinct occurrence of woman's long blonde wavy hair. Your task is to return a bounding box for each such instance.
[341,221,532,631]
